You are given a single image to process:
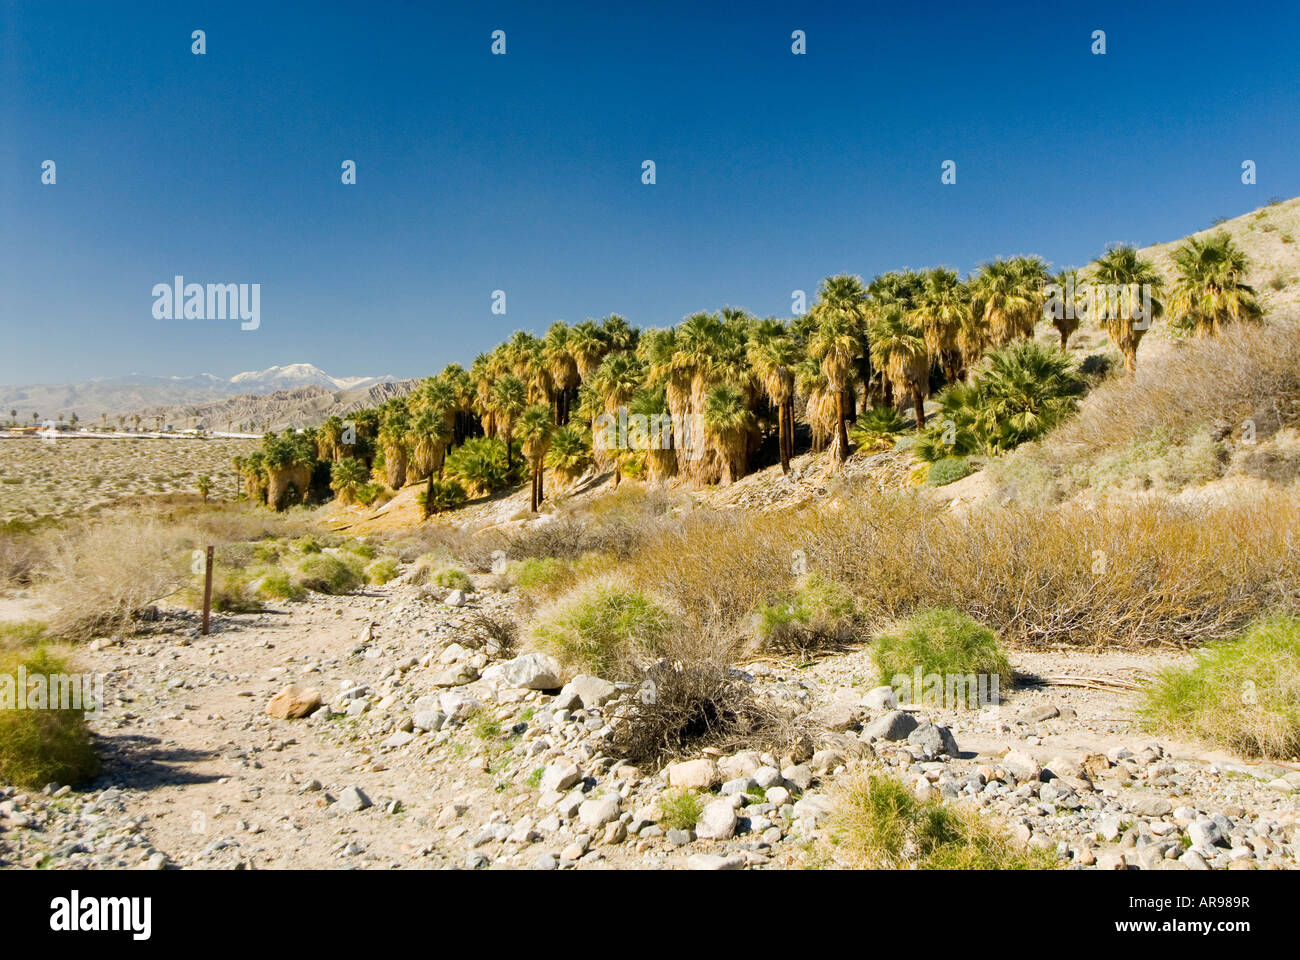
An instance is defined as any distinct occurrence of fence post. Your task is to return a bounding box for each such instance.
[201,545,214,636]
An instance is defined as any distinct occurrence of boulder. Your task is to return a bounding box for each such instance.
[695,799,738,840]
[483,653,562,690]
[560,674,618,709]
[665,758,721,790]
[266,684,322,719]
[861,710,918,742]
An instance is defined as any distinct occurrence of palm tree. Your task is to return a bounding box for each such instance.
[319,416,345,461]
[702,383,753,484]
[543,321,580,424]
[809,275,868,461]
[970,258,1038,346]
[748,319,801,472]
[132,414,141,432]
[196,475,212,503]
[587,351,644,485]
[545,425,592,490]
[1169,232,1262,337]
[911,267,971,382]
[869,304,930,429]
[568,320,608,383]
[488,375,527,474]
[1046,269,1084,349]
[1090,244,1164,372]
[378,404,411,488]
[517,404,555,511]
[330,457,369,505]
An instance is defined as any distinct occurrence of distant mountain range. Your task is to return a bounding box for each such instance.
[0,364,401,426]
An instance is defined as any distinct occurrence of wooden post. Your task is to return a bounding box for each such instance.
[201,545,214,636]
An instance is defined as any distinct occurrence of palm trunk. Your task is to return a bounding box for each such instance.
[912,385,927,430]
[777,404,789,474]
[834,391,849,462]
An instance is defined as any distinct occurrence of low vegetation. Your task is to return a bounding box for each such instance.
[1143,615,1300,759]
[871,608,1014,697]
[529,578,678,677]
[827,772,1059,869]
[0,642,101,789]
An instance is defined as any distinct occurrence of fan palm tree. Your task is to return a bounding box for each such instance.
[748,319,801,472]
[587,351,644,485]
[1090,244,1164,372]
[1046,269,1085,349]
[543,321,580,424]
[378,404,411,488]
[638,327,689,470]
[319,416,345,461]
[1168,232,1262,337]
[196,475,212,503]
[517,404,555,511]
[911,267,970,382]
[702,383,753,484]
[970,258,1036,346]
[329,457,369,505]
[869,304,930,429]
[545,424,593,490]
[568,320,609,382]
[488,375,527,474]
[809,275,868,461]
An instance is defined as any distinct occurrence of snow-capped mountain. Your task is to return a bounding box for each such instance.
[0,364,397,424]
[228,364,395,392]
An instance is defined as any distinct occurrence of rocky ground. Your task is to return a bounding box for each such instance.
[2,564,1298,871]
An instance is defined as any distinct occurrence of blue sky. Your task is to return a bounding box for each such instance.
[2,0,1298,385]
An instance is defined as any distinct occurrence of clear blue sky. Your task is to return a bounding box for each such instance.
[3,0,1298,385]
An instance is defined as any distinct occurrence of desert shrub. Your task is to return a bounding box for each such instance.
[505,556,571,593]
[292,552,363,594]
[0,528,49,587]
[468,611,519,657]
[1075,426,1225,493]
[253,567,304,601]
[40,517,192,639]
[505,486,683,562]
[660,790,705,830]
[609,656,793,765]
[753,572,860,653]
[609,485,1300,649]
[530,578,678,676]
[1143,615,1300,758]
[365,558,399,585]
[0,647,101,789]
[430,565,473,593]
[927,456,973,487]
[828,773,1057,869]
[871,608,1013,702]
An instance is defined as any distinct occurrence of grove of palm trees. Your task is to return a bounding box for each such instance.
[234,232,1264,514]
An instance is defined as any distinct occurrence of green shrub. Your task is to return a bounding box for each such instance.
[871,607,1013,704]
[1143,615,1300,758]
[661,790,705,830]
[254,567,305,601]
[431,565,474,593]
[927,456,974,487]
[292,552,363,594]
[506,556,572,593]
[754,572,859,652]
[365,558,400,585]
[530,578,678,676]
[829,773,1057,869]
[0,647,101,789]
[850,406,909,450]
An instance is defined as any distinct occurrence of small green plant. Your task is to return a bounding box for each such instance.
[927,456,973,486]
[849,405,909,450]
[871,607,1013,701]
[0,647,101,789]
[1143,615,1300,758]
[661,790,705,830]
[365,558,399,585]
[525,766,545,788]
[470,711,502,740]
[431,565,474,593]
[292,552,363,594]
[530,578,678,675]
[829,773,1057,869]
